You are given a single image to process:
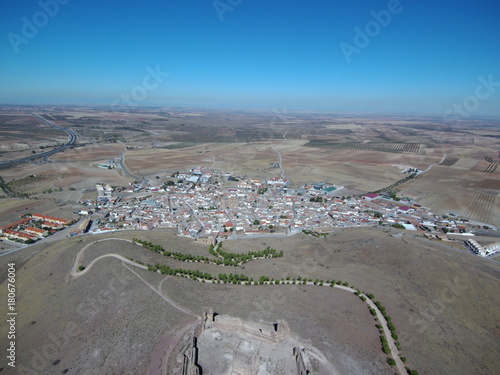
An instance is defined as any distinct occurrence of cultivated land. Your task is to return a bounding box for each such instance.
[0,105,500,374]
[1,106,498,224]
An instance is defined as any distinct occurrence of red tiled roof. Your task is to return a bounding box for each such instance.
[25,226,46,234]
[32,214,70,224]
[42,221,60,227]
[0,218,31,231]
[4,229,34,239]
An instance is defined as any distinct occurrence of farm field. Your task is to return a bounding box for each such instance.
[305,140,423,154]
[2,1,500,373]
[399,164,500,225]
[50,142,125,163]
[123,138,442,191]
[462,191,498,224]
[1,106,499,225]
[0,160,130,205]
[0,106,499,375]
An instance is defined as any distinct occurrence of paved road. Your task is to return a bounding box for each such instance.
[271,131,287,179]
[0,218,87,258]
[473,230,500,238]
[0,113,78,169]
[228,230,298,240]
[185,201,204,238]
[118,150,139,179]
[0,242,28,258]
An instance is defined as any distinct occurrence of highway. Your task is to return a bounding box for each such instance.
[270,131,287,179]
[118,150,139,179]
[0,113,78,169]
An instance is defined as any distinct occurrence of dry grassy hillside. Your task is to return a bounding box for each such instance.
[0,228,499,374]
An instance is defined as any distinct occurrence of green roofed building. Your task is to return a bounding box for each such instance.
[323,187,337,193]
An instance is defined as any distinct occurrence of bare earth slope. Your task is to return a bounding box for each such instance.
[0,228,499,375]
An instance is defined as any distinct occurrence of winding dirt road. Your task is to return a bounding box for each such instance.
[70,238,407,375]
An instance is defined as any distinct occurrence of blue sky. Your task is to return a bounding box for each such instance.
[1,0,499,116]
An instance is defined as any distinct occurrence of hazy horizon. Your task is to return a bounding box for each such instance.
[2,0,500,117]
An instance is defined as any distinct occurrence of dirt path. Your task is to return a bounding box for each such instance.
[365,295,406,374]
[69,238,407,375]
[69,238,199,319]
[126,266,199,319]
[329,285,406,375]
[69,238,201,375]
[69,238,138,278]
[422,148,446,174]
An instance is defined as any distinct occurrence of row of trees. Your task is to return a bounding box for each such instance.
[145,260,357,288]
[366,297,418,374]
[133,239,283,267]
[133,238,218,264]
[309,196,324,203]
[302,230,329,237]
[132,239,417,374]
[148,263,213,280]
[210,243,283,266]
[370,172,417,198]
